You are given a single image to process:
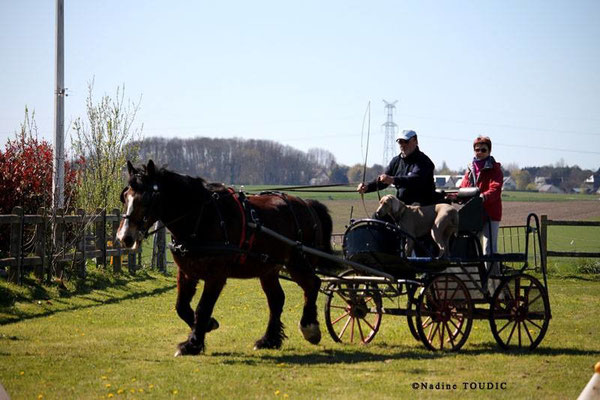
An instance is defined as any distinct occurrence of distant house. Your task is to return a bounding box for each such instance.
[434,175,452,188]
[538,184,565,194]
[584,173,600,192]
[309,169,329,185]
[434,175,464,189]
[503,177,516,191]
[535,176,550,186]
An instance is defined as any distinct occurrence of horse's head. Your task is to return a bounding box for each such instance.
[116,160,162,249]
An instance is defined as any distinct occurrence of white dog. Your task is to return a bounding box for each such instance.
[375,194,458,257]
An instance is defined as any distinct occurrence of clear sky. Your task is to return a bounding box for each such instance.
[1,0,599,172]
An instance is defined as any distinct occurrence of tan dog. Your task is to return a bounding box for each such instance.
[375,194,458,257]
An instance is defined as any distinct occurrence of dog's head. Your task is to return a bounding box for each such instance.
[374,195,406,219]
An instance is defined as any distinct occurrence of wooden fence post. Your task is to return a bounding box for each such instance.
[111,208,122,273]
[540,214,548,273]
[76,209,86,278]
[128,249,137,275]
[34,207,47,281]
[95,208,106,268]
[153,221,167,273]
[53,208,65,279]
[9,207,23,284]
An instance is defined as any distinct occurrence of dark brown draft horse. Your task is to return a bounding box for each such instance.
[117,160,333,356]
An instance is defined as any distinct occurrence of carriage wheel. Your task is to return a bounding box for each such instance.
[415,274,473,351]
[489,274,550,351]
[324,271,383,344]
[406,291,420,341]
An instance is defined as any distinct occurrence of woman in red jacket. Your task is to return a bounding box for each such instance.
[460,136,503,292]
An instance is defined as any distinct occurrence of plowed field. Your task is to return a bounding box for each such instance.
[502,201,600,225]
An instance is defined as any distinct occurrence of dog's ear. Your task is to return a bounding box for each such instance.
[393,198,406,215]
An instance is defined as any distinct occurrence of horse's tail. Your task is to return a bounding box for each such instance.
[306,200,339,273]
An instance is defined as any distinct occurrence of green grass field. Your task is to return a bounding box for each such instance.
[1,270,599,400]
[1,190,599,399]
[243,185,599,203]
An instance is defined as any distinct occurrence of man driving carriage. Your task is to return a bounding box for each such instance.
[356,129,438,206]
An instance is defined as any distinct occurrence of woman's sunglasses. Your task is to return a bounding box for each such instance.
[474,147,488,153]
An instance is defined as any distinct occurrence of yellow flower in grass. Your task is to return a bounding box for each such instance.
[107,394,114,398]
[117,389,124,394]
[19,371,25,376]
[37,395,43,399]
[131,378,137,382]
[130,389,136,393]
[275,390,281,395]
[173,389,179,395]
[148,384,154,389]
[101,376,108,380]
[105,383,111,388]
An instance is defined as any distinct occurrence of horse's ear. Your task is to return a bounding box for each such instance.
[147,160,156,176]
[127,160,136,176]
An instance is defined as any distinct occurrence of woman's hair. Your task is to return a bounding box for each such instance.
[473,136,492,152]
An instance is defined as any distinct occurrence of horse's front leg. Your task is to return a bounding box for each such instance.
[175,277,226,357]
[175,270,220,332]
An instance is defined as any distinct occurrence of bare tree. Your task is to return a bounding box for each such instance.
[71,81,143,212]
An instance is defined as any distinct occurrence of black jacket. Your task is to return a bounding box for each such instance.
[365,147,437,205]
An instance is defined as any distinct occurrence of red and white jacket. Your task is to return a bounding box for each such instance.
[460,157,503,222]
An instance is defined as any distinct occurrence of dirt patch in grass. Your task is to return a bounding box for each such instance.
[322,199,600,233]
[502,201,600,226]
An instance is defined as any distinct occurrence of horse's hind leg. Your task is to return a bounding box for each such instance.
[287,259,322,345]
[254,270,287,350]
[175,277,226,357]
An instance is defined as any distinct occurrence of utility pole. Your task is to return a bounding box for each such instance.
[382,99,398,167]
[52,0,65,209]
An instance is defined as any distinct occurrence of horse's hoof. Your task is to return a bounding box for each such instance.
[254,338,282,350]
[207,317,219,332]
[176,340,203,356]
[299,322,321,345]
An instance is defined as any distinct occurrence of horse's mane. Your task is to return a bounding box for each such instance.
[133,164,226,194]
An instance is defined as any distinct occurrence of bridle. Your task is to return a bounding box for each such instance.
[120,182,167,240]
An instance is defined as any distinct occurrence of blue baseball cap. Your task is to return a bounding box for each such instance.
[396,130,417,142]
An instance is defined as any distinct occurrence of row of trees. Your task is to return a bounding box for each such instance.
[135,137,386,186]
[2,84,598,222]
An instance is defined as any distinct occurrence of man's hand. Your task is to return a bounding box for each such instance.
[357,183,367,194]
[378,174,394,185]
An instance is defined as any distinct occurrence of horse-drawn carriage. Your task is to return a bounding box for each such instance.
[118,160,551,355]
[320,189,552,351]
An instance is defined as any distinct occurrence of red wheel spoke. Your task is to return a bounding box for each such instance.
[422,316,433,329]
[439,320,445,350]
[361,316,376,331]
[357,318,366,343]
[331,311,350,325]
[338,315,352,339]
[448,283,460,302]
[444,321,456,347]
[448,318,464,337]
[428,322,440,343]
